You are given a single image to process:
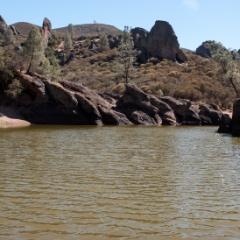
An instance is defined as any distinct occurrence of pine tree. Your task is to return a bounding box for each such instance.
[114,27,140,83]
[23,26,45,73]
[67,24,74,40]
[64,32,72,51]
[3,28,15,45]
[98,34,109,52]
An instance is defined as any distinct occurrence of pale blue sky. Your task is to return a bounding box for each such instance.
[1,0,240,51]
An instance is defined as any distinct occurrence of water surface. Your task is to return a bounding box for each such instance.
[0,126,240,239]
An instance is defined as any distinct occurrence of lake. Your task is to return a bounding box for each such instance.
[0,125,240,239]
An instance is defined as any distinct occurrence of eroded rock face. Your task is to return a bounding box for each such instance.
[42,17,52,46]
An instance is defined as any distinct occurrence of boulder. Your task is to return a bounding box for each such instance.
[183,102,201,125]
[147,21,187,62]
[98,106,131,125]
[75,93,103,125]
[232,99,240,136]
[44,80,78,108]
[42,17,52,46]
[116,84,162,125]
[160,96,187,123]
[9,25,20,35]
[149,95,177,125]
[59,80,111,109]
[15,71,47,105]
[199,104,222,125]
[196,41,213,58]
[218,114,232,133]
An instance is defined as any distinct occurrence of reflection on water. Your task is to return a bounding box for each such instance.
[0,125,240,239]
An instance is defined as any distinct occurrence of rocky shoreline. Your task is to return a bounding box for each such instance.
[0,71,232,131]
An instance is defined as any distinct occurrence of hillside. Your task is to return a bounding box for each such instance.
[11,22,40,36]
[54,23,121,38]
[11,22,121,37]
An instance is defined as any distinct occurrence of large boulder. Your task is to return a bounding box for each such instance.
[15,71,48,105]
[218,114,232,133]
[199,104,222,125]
[232,99,240,136]
[116,84,166,125]
[44,80,78,108]
[42,17,52,46]
[160,96,187,123]
[59,80,111,109]
[196,41,213,58]
[147,21,187,62]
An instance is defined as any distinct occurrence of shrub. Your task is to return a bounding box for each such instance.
[5,79,23,98]
[168,71,181,79]
[112,83,126,94]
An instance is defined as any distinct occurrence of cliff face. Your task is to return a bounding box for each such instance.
[0,71,224,126]
[131,21,187,63]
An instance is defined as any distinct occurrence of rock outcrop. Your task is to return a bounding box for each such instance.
[0,15,8,32]
[147,21,187,62]
[0,71,226,127]
[0,15,20,35]
[232,99,240,136]
[9,25,20,35]
[196,41,213,58]
[131,21,187,63]
[42,17,52,46]
[218,114,232,133]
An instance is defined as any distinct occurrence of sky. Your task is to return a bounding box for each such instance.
[1,0,240,51]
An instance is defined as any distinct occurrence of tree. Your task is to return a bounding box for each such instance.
[64,32,72,51]
[208,41,240,98]
[114,26,140,83]
[23,26,45,73]
[67,23,74,40]
[3,28,15,45]
[0,49,13,90]
[98,34,109,52]
[94,20,100,37]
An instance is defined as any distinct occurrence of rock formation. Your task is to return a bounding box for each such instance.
[131,21,187,63]
[0,71,225,127]
[232,99,240,136]
[0,15,8,32]
[196,41,213,58]
[0,15,20,35]
[9,25,20,35]
[42,17,52,46]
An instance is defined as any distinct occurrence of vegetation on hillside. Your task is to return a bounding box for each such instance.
[0,24,239,109]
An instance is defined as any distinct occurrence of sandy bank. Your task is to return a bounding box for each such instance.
[0,107,31,128]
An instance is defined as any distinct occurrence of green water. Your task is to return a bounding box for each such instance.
[0,126,240,239]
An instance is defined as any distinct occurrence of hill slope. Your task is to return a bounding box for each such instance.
[53,23,121,38]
